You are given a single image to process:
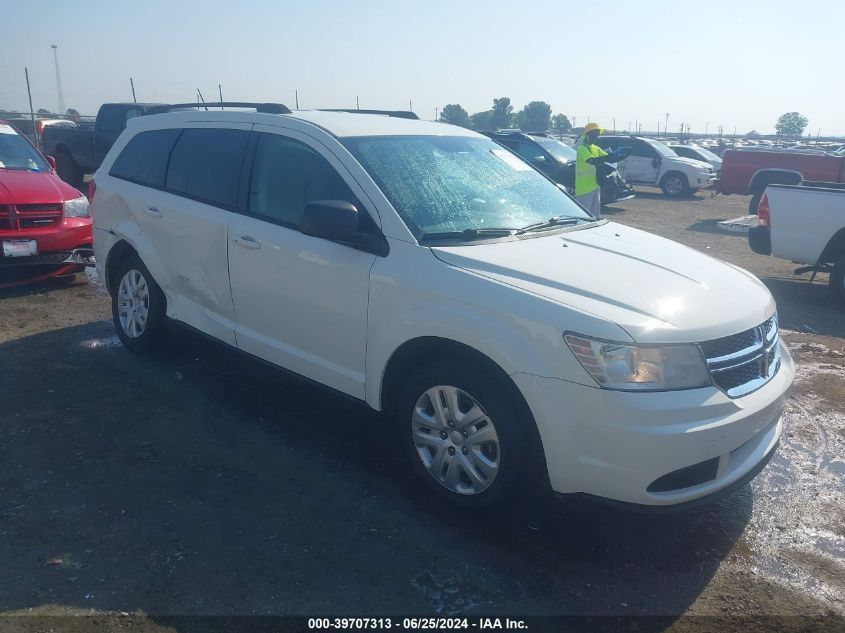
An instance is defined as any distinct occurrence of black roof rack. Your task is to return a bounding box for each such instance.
[319,109,419,120]
[161,102,292,114]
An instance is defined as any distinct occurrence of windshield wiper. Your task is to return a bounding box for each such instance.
[516,216,592,234]
[419,227,516,243]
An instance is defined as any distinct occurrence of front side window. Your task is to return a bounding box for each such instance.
[0,124,48,171]
[166,128,250,208]
[343,135,590,237]
[249,134,359,226]
[109,128,180,188]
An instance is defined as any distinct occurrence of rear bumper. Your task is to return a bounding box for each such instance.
[513,342,794,507]
[749,226,772,255]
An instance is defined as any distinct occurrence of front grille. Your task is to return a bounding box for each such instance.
[14,203,62,229]
[700,315,780,398]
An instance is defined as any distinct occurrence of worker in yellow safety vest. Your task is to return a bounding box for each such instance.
[575,122,616,218]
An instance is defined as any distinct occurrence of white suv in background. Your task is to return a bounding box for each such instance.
[597,135,717,196]
[92,105,793,510]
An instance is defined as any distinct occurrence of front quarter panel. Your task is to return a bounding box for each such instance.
[365,239,631,410]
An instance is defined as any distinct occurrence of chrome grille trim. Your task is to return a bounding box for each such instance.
[700,315,781,398]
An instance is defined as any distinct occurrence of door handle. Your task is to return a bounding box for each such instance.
[233,235,261,249]
[144,206,163,218]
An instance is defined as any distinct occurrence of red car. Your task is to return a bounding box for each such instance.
[0,120,93,288]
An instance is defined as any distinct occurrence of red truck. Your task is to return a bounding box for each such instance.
[717,147,845,213]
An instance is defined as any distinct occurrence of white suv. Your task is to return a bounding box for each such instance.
[92,105,793,510]
[596,135,717,195]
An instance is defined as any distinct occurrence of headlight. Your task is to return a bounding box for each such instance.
[64,195,89,217]
[564,333,711,391]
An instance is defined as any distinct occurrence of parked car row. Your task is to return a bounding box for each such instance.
[88,104,791,512]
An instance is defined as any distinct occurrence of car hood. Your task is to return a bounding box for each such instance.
[668,156,713,171]
[0,169,80,204]
[431,222,775,344]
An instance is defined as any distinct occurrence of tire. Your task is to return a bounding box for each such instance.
[396,361,542,510]
[830,254,845,305]
[55,150,84,190]
[111,255,167,353]
[660,172,689,196]
[749,192,763,215]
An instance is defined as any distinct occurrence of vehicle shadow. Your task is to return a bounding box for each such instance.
[0,321,754,625]
[631,189,706,202]
[686,219,742,235]
[762,276,845,339]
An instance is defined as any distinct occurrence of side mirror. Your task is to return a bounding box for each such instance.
[46,155,57,171]
[532,155,547,164]
[301,200,360,242]
[300,200,389,257]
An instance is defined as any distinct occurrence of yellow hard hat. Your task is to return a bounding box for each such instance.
[584,122,604,135]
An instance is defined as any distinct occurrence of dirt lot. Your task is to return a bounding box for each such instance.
[0,187,842,631]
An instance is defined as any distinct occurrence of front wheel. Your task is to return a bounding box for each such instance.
[830,254,845,305]
[660,172,689,196]
[111,255,167,352]
[397,362,541,510]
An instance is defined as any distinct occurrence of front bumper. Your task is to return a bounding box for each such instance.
[695,173,718,189]
[513,342,794,506]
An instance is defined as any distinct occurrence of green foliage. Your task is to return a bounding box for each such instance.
[36,108,52,114]
[470,110,494,131]
[439,104,470,128]
[491,97,513,129]
[552,114,572,134]
[774,112,808,137]
[518,101,552,132]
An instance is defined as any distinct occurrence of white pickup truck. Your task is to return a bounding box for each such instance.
[749,181,845,302]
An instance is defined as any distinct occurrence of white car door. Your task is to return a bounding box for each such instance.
[620,139,660,184]
[227,126,378,399]
[122,123,251,345]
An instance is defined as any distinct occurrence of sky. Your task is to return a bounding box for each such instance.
[1,0,843,135]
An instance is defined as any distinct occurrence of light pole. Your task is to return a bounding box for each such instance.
[51,44,65,114]
[664,113,670,138]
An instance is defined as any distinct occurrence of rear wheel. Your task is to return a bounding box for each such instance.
[830,254,845,305]
[397,362,542,510]
[55,150,84,189]
[660,172,689,196]
[111,255,166,352]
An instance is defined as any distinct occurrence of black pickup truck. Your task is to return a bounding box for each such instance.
[42,103,170,188]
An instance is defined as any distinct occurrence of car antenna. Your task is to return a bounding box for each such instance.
[196,88,209,111]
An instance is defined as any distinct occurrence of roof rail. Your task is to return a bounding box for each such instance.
[162,102,292,114]
[319,109,419,120]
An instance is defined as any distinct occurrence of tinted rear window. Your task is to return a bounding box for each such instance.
[109,129,181,188]
[165,128,250,208]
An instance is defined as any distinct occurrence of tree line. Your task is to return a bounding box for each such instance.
[439,98,571,134]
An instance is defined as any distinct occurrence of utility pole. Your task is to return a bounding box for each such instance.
[51,44,64,114]
[409,99,413,112]
[664,113,670,138]
[434,107,438,121]
[705,121,709,136]
[219,84,223,110]
[25,67,39,151]
[612,118,616,133]
[130,77,137,103]
[295,90,299,110]
[657,121,660,138]
[356,96,360,110]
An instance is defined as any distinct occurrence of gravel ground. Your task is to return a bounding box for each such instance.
[0,187,842,632]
